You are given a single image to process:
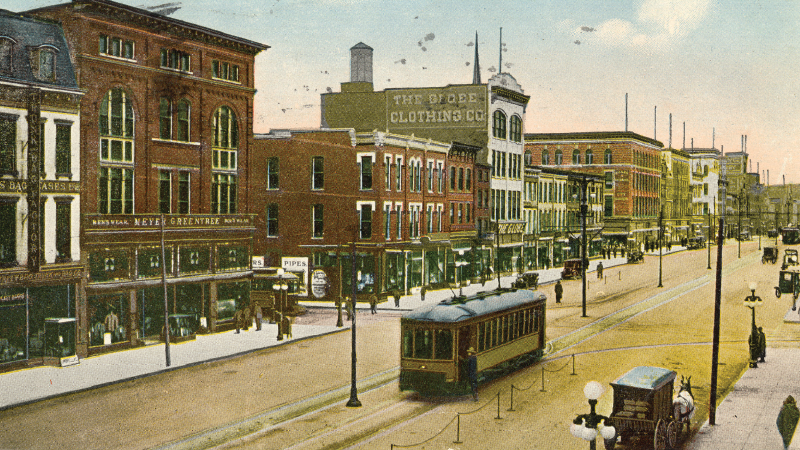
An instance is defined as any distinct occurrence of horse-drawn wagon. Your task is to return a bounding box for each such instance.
[608,366,693,450]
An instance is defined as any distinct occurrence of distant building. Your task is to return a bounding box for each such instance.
[0,10,83,370]
[26,0,268,356]
[661,147,692,241]
[525,131,663,249]
[321,42,530,276]
[251,129,481,300]
[683,147,721,238]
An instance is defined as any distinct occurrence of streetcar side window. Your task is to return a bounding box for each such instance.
[434,329,452,360]
[402,328,414,358]
[415,329,433,359]
[491,319,498,347]
[477,322,485,352]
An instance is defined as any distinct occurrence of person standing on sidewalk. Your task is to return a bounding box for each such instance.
[466,347,478,401]
[555,280,563,304]
[597,262,603,279]
[254,303,263,331]
[758,326,767,362]
[369,295,377,314]
[778,395,800,449]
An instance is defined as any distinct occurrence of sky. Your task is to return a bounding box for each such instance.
[15,0,800,184]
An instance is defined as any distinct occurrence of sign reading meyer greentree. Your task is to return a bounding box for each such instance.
[83,214,256,233]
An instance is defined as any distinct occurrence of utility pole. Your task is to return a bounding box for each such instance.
[709,217,724,425]
[707,198,713,269]
[346,219,361,408]
[580,177,589,317]
[658,208,664,287]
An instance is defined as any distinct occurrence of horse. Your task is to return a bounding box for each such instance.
[672,375,695,442]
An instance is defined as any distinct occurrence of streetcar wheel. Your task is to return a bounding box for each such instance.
[654,419,667,450]
[667,421,679,449]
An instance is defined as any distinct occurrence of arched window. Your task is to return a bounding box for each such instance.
[604,149,612,164]
[586,150,594,164]
[492,110,507,139]
[98,88,135,214]
[555,150,563,165]
[572,150,580,164]
[509,115,522,142]
[542,150,549,165]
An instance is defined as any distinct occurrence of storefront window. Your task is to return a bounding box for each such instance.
[409,251,422,289]
[217,281,249,323]
[137,246,172,279]
[426,250,445,285]
[179,246,210,275]
[341,253,376,295]
[89,250,130,283]
[28,285,73,357]
[218,244,249,272]
[88,293,128,347]
[0,288,27,363]
[385,252,405,292]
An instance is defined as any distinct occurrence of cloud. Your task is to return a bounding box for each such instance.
[577,0,710,50]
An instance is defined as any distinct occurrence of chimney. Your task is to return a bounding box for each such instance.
[350,42,373,84]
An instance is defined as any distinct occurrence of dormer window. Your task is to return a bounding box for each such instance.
[30,45,57,82]
[0,37,15,76]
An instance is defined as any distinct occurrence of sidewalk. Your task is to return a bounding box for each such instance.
[0,323,342,410]
[687,345,800,449]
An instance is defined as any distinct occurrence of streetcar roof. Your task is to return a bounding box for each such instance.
[611,366,676,391]
[401,288,546,323]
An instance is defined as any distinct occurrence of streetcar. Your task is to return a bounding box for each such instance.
[399,288,546,395]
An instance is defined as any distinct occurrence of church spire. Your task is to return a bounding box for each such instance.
[472,31,481,84]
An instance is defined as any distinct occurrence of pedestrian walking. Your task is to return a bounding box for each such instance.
[344,296,352,321]
[621,247,626,258]
[421,286,427,302]
[392,289,401,308]
[613,247,617,258]
[597,262,603,279]
[466,347,478,401]
[282,315,292,339]
[254,303,263,331]
[758,326,767,362]
[555,280,563,304]
[778,395,800,449]
[234,308,244,334]
[369,295,377,314]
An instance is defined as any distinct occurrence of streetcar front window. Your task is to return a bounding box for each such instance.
[402,328,413,358]
[414,329,433,359]
[434,329,452,360]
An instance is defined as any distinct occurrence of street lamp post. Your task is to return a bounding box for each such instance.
[272,269,289,341]
[707,199,713,270]
[570,381,616,450]
[456,250,467,297]
[744,282,763,368]
[346,237,362,407]
[658,208,664,288]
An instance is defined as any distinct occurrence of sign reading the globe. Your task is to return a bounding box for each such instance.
[387,85,487,128]
[311,269,329,298]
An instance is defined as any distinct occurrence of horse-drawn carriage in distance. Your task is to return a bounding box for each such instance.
[513,271,539,289]
[686,237,705,250]
[762,246,778,265]
[562,259,584,279]
[607,366,694,450]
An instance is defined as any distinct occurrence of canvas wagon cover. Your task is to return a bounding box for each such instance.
[612,366,676,391]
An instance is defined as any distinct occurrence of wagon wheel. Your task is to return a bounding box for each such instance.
[776,287,782,299]
[666,420,679,449]
[654,419,667,450]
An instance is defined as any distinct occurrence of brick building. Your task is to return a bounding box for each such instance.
[27,0,268,356]
[525,132,663,249]
[0,10,83,370]
[251,129,482,302]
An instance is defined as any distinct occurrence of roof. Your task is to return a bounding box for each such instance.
[612,366,676,391]
[351,42,373,50]
[402,288,546,323]
[24,0,268,55]
[0,9,79,91]
[525,131,663,149]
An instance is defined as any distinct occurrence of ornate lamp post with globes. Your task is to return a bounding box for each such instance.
[272,269,290,341]
[571,381,617,450]
[744,282,763,368]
